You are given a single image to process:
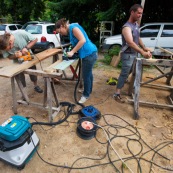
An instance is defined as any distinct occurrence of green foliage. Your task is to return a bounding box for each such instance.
[1,0,172,41]
[100,53,112,65]
[96,0,123,21]
[0,0,46,24]
[101,46,122,68]
[109,46,120,56]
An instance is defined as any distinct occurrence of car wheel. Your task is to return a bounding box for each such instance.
[46,43,55,49]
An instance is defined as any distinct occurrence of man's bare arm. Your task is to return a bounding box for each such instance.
[122,27,152,58]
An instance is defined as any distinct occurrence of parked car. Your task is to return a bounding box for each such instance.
[102,23,173,56]
[25,23,69,51]
[21,21,51,30]
[0,24,22,35]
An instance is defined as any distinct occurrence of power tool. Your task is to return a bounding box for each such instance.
[106,77,118,85]
[0,115,39,169]
[18,52,33,63]
[62,46,79,61]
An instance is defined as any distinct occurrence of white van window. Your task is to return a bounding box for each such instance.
[161,25,173,37]
[140,25,161,38]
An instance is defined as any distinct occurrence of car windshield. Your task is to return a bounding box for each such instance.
[21,22,40,29]
[25,25,42,34]
[0,25,6,31]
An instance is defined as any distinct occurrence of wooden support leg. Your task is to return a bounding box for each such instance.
[11,77,17,114]
[168,89,173,104]
[170,90,173,99]
[133,59,142,119]
[15,75,30,102]
[46,77,53,122]
[51,80,59,107]
[43,78,47,107]
[52,53,59,63]
[141,70,173,86]
[62,70,68,79]
[45,77,61,122]
[166,67,173,85]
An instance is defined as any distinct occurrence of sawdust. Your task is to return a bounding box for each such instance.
[0,53,173,173]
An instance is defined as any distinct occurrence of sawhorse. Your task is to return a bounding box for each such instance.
[128,58,173,119]
[44,58,83,88]
[0,48,63,122]
[15,69,63,122]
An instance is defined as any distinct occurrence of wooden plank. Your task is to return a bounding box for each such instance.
[141,58,173,66]
[53,60,77,70]
[142,83,173,90]
[110,53,121,67]
[141,70,173,86]
[11,77,17,114]
[128,98,173,109]
[44,59,62,73]
[24,69,62,78]
[158,47,173,58]
[0,48,62,78]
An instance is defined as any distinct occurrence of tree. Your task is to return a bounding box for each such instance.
[142,0,173,23]
[44,0,142,42]
[0,0,46,24]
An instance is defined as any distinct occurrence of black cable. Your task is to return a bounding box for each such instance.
[32,52,44,71]
[26,109,173,172]
[31,101,74,126]
[73,58,85,108]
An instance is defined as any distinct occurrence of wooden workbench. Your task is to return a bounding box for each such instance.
[128,58,173,119]
[0,48,63,122]
[0,49,61,78]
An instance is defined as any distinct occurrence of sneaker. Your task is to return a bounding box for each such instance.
[79,96,88,104]
[113,93,125,103]
[34,86,43,93]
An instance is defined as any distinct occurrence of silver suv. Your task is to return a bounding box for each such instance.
[102,23,173,56]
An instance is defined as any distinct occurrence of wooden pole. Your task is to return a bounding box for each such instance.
[141,0,146,8]
[138,0,146,26]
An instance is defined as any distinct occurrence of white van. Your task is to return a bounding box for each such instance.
[102,23,173,56]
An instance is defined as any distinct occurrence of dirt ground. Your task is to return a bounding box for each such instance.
[0,53,173,173]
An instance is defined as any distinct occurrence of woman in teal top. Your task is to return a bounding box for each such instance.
[55,18,98,104]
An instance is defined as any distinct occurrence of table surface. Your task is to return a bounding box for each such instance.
[0,49,62,78]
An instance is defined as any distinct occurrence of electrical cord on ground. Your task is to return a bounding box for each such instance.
[73,58,85,109]
[68,113,173,173]
[24,73,173,173]
[92,94,113,107]
[101,114,173,173]
[26,112,173,173]
[27,111,70,131]
[30,101,75,126]
[92,122,135,173]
